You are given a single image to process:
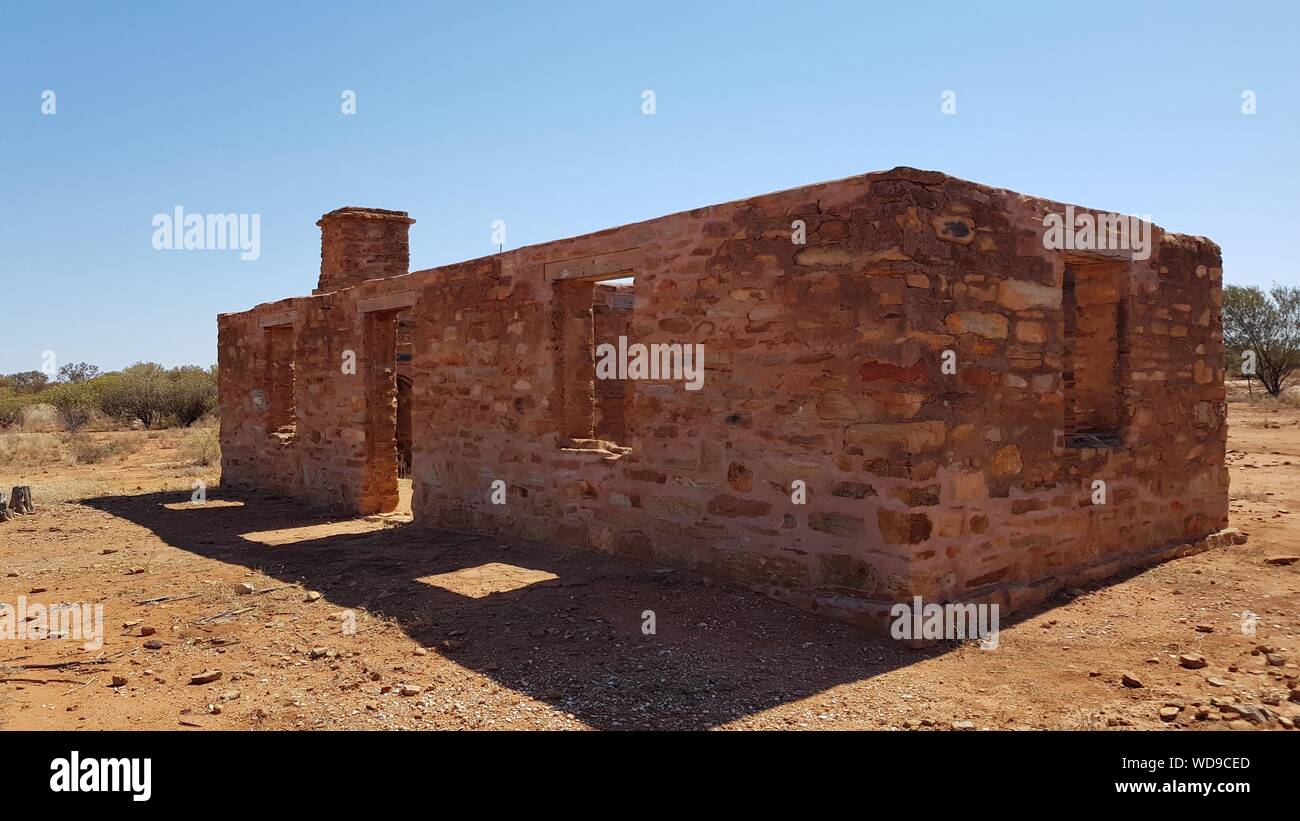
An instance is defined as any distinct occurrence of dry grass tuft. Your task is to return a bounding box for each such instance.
[179,428,221,466]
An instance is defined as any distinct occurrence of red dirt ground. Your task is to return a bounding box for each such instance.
[1,405,1297,730]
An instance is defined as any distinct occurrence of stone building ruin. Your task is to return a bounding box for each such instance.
[218,167,1234,628]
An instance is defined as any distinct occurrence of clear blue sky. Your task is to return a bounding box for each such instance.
[2,1,1296,374]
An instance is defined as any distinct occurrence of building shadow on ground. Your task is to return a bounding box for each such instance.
[84,487,1004,730]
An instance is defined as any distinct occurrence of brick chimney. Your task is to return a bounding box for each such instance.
[315,207,415,294]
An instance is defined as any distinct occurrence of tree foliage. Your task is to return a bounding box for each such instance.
[0,360,217,430]
[2,370,49,394]
[57,362,101,383]
[97,363,171,427]
[96,362,217,427]
[1223,284,1300,397]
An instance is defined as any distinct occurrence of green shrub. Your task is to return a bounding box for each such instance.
[0,391,27,430]
[96,363,169,427]
[2,370,49,394]
[46,383,98,433]
[95,363,218,428]
[165,374,218,427]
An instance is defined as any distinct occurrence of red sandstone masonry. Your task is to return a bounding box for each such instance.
[218,168,1232,629]
[315,207,415,295]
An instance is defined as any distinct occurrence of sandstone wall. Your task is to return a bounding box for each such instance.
[218,167,1229,627]
[316,207,415,295]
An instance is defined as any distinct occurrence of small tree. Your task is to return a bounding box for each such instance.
[57,362,101,383]
[47,382,97,433]
[1223,284,1300,397]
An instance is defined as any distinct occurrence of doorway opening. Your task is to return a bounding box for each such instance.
[592,278,634,444]
[554,273,635,450]
[264,324,296,438]
[395,308,414,482]
[1063,258,1126,448]
[361,309,412,516]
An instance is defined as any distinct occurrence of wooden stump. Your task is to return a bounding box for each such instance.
[0,489,10,522]
[9,486,33,515]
